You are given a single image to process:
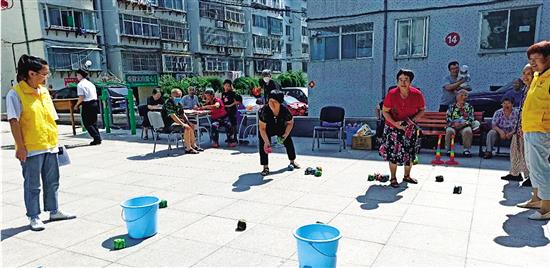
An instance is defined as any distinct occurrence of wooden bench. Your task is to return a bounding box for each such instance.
[416,111,486,155]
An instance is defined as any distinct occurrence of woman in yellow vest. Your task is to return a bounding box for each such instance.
[7,55,76,231]
[517,41,550,220]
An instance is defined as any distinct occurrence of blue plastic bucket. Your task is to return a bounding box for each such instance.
[293,223,342,268]
[121,196,160,239]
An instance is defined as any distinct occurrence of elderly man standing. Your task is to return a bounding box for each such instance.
[259,69,281,105]
[518,41,550,220]
[445,89,476,157]
[483,97,519,159]
[440,61,471,112]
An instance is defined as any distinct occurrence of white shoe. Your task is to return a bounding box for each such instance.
[29,218,45,231]
[528,211,550,220]
[49,210,77,221]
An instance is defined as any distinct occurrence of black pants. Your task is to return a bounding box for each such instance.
[259,132,296,166]
[227,108,238,141]
[82,101,101,142]
[211,116,235,143]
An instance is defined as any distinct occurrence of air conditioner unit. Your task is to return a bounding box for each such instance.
[162,43,172,50]
[217,46,225,53]
[216,21,224,28]
[227,48,233,54]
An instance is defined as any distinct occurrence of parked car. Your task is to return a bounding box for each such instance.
[281,87,308,104]
[51,83,132,114]
[468,79,519,117]
[240,95,308,116]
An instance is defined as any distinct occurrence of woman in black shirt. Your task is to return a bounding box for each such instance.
[143,88,164,140]
[258,90,300,176]
[222,79,239,143]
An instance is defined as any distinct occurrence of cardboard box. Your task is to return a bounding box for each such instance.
[352,134,373,150]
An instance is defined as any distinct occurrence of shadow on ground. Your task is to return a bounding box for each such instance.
[127,147,186,160]
[1,219,58,241]
[499,181,531,207]
[356,184,408,210]
[494,210,549,247]
[231,168,292,192]
[101,233,149,251]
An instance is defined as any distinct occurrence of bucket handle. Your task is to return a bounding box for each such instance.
[308,242,336,258]
[121,206,155,223]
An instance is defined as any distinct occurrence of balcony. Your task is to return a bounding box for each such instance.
[254,47,272,55]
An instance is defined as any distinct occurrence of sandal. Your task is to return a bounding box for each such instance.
[193,147,204,152]
[463,150,472,158]
[261,167,270,176]
[403,176,418,184]
[289,162,301,169]
[517,201,541,209]
[185,149,199,154]
[390,178,399,188]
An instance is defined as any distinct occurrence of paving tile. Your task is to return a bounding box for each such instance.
[466,258,521,268]
[262,206,336,230]
[372,245,465,267]
[386,222,469,257]
[358,184,420,205]
[337,238,384,267]
[401,204,473,231]
[172,215,250,246]
[156,209,205,235]
[195,247,286,267]
[212,200,284,223]
[328,214,398,244]
[170,194,238,215]
[227,224,296,259]
[247,188,305,206]
[24,249,111,267]
[289,192,354,213]
[116,236,219,267]
[412,190,475,211]
[1,237,60,267]
[341,199,410,221]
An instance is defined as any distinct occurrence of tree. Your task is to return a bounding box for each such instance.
[274,71,307,87]
[233,76,260,96]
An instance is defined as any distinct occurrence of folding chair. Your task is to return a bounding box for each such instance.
[138,104,154,139]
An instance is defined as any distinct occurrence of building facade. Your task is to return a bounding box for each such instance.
[306,0,550,117]
[1,0,309,111]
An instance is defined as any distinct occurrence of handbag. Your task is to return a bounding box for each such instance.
[57,145,71,166]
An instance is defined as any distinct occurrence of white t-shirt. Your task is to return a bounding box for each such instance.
[6,89,59,157]
[77,78,98,101]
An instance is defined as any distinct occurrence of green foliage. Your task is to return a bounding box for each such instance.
[204,76,223,92]
[274,71,307,87]
[233,76,260,96]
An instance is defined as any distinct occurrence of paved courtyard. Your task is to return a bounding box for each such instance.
[1,122,549,267]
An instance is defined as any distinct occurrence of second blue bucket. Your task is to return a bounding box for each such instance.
[121,196,160,239]
[293,223,342,268]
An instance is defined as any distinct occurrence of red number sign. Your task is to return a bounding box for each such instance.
[445,32,460,47]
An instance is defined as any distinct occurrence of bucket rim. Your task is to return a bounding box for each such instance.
[120,196,161,209]
[293,223,342,243]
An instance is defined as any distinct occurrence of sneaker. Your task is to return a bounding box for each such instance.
[482,152,492,159]
[29,217,45,231]
[522,178,532,187]
[528,211,550,220]
[90,140,102,146]
[49,210,77,221]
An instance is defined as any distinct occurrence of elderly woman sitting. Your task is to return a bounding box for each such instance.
[445,89,478,157]
[483,97,519,159]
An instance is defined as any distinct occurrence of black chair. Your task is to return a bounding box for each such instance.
[147,112,183,153]
[312,106,346,152]
[138,104,154,139]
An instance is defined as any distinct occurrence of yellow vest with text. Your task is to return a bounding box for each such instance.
[522,69,550,132]
[13,81,58,151]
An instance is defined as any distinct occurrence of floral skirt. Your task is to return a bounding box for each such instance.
[378,124,420,166]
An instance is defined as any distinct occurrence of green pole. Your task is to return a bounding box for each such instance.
[101,88,111,133]
[127,88,136,135]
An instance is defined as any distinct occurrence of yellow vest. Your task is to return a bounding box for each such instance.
[522,69,550,132]
[13,81,58,151]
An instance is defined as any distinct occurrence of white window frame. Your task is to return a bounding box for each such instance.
[162,54,192,73]
[225,7,245,24]
[158,0,185,12]
[120,14,160,39]
[478,5,541,54]
[160,20,189,42]
[42,4,97,32]
[122,52,160,72]
[394,17,429,59]
[204,57,228,72]
[47,48,101,71]
[341,23,374,60]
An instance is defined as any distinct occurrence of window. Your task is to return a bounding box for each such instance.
[302,26,308,36]
[204,57,228,72]
[122,52,159,72]
[310,27,339,60]
[47,48,101,70]
[268,17,283,35]
[42,5,96,31]
[163,54,192,72]
[119,14,160,38]
[225,7,245,24]
[395,17,428,58]
[253,35,271,54]
[228,59,244,72]
[201,27,227,46]
[285,6,290,17]
[302,44,309,54]
[302,61,307,73]
[158,0,184,11]
[160,20,188,42]
[271,38,282,53]
[480,7,538,51]
[255,59,282,73]
[342,23,373,59]
[227,31,247,48]
[252,15,267,28]
[286,25,291,36]
[199,1,224,20]
[286,44,292,56]
[287,62,292,71]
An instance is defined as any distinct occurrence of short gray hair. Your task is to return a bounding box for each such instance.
[171,88,182,95]
[261,69,271,77]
